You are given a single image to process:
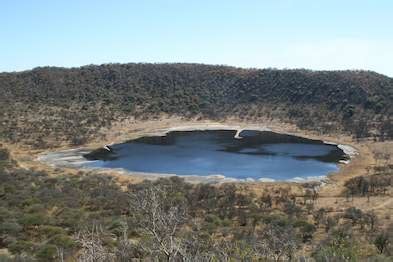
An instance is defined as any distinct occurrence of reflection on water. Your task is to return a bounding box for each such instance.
[84,130,347,181]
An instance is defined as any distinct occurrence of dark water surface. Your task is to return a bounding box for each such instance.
[84,130,347,181]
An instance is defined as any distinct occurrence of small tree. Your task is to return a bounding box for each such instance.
[128,182,188,261]
[114,221,146,261]
[257,224,298,261]
[73,224,114,262]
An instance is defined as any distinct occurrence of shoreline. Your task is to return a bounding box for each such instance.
[35,122,357,184]
[5,116,381,213]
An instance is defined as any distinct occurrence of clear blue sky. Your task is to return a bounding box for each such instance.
[1,0,392,76]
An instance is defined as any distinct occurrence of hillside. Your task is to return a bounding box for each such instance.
[1,63,393,260]
[1,63,392,148]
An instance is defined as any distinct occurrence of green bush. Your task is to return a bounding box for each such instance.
[294,220,316,242]
[313,229,358,262]
[263,213,291,227]
[35,244,57,261]
[55,208,85,229]
[8,240,35,255]
[18,213,48,227]
[0,222,22,236]
[49,234,75,249]
[38,225,66,238]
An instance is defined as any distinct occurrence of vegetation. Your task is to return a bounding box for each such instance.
[345,165,393,198]
[0,63,392,260]
[0,145,392,261]
[0,63,392,148]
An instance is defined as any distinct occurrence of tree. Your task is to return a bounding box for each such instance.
[128,182,188,261]
[257,224,298,261]
[73,224,114,262]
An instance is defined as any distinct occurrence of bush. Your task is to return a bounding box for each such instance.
[38,225,66,238]
[374,233,389,254]
[313,228,358,262]
[0,222,22,236]
[49,234,75,249]
[35,244,57,261]
[263,214,291,227]
[56,208,85,230]
[294,220,316,242]
[8,240,35,255]
[18,213,48,227]
[0,148,9,161]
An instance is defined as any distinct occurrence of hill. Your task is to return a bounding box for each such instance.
[1,63,392,148]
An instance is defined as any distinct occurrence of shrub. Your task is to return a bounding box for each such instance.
[49,234,75,249]
[374,233,390,254]
[294,220,316,242]
[18,213,48,228]
[8,240,35,255]
[35,244,57,261]
[38,225,66,238]
[0,222,22,236]
[313,228,358,262]
[0,148,9,161]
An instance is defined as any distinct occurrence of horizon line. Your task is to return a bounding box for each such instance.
[0,61,390,77]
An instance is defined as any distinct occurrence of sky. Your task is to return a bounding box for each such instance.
[1,0,393,76]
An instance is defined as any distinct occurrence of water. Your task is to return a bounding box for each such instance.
[84,130,347,181]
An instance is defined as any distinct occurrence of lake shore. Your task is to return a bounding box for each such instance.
[5,116,388,215]
[35,122,354,184]
[4,115,373,187]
